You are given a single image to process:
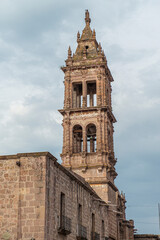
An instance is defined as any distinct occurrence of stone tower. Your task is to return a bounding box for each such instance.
[59,10,118,203]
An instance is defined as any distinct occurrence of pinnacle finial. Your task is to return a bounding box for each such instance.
[77,31,80,42]
[92,29,96,39]
[85,9,91,26]
[68,46,72,58]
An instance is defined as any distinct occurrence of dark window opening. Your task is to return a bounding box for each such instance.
[102,220,105,238]
[59,192,71,235]
[60,192,65,227]
[72,83,82,108]
[92,213,95,232]
[87,82,96,107]
[77,204,87,239]
[87,124,96,153]
[73,125,83,153]
[85,45,89,50]
[91,213,95,238]
[78,204,82,224]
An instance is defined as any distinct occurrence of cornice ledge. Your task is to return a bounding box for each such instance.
[61,62,108,72]
[71,164,103,170]
[0,151,57,161]
[106,107,117,123]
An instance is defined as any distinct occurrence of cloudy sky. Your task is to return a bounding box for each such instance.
[0,0,160,235]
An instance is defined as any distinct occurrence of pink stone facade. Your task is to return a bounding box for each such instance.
[0,151,134,240]
[0,153,110,240]
[0,153,47,240]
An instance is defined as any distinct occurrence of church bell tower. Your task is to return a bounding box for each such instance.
[59,10,118,203]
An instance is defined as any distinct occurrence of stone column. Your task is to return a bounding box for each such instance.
[62,121,66,154]
[77,137,81,152]
[64,73,71,109]
[97,73,102,106]
[83,128,87,152]
[72,87,77,108]
[90,137,94,152]
[104,76,107,106]
[90,90,94,107]
[76,87,81,108]
[65,113,70,154]
[73,135,76,153]
[82,81,87,107]
[97,110,102,152]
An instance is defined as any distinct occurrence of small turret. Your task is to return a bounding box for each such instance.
[68,46,72,59]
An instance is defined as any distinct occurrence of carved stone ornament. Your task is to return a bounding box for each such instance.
[81,69,88,76]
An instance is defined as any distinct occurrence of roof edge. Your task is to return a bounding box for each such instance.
[0,151,57,161]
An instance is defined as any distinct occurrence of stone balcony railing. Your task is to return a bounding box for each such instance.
[58,215,71,235]
[77,224,87,239]
[91,231,100,240]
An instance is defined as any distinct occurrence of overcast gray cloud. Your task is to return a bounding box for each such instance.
[0,0,160,234]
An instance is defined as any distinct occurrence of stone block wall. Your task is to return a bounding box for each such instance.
[0,156,19,239]
[45,155,110,240]
[0,151,134,240]
[0,152,47,240]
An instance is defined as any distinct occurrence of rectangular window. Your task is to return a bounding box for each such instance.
[102,220,105,239]
[58,192,71,235]
[77,204,87,238]
[60,192,65,227]
[92,213,95,237]
[78,204,82,224]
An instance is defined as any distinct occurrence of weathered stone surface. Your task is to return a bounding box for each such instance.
[0,152,47,240]
[0,153,111,240]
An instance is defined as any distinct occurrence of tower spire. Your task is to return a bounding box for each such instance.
[85,9,91,26]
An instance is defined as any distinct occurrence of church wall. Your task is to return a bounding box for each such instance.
[45,156,110,240]
[0,153,47,240]
[0,152,134,240]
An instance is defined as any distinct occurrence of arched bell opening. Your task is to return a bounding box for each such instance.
[86,124,96,153]
[73,125,83,153]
